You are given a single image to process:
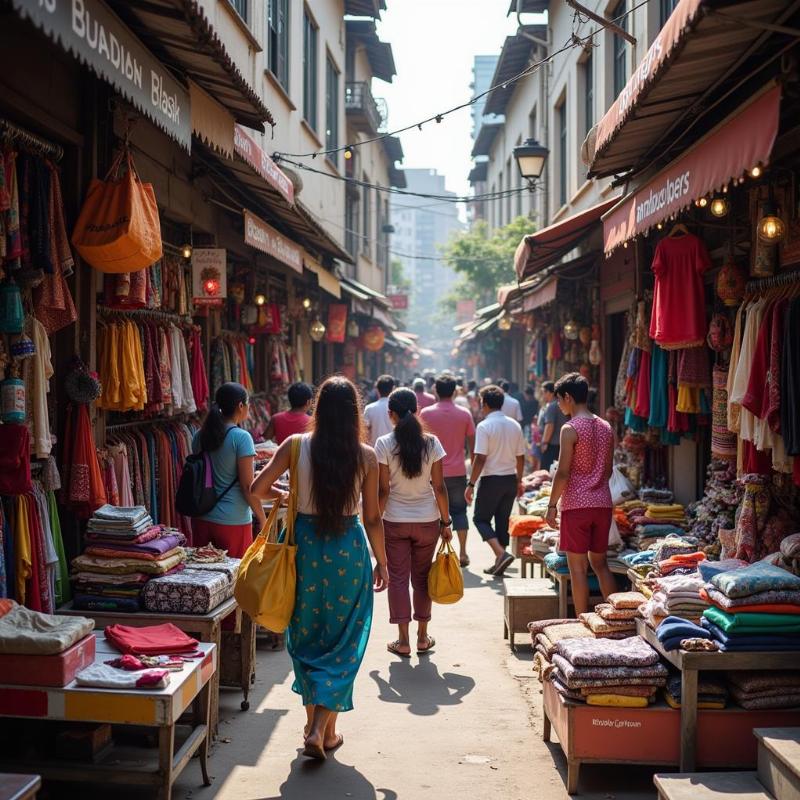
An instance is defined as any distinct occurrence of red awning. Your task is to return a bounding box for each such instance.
[602,84,781,254]
[514,198,619,280]
[588,0,790,179]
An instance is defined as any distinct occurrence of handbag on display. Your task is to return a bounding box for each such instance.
[428,540,464,604]
[71,148,162,273]
[234,436,300,632]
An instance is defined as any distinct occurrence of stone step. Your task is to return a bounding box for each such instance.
[654,772,769,800]
[755,728,800,800]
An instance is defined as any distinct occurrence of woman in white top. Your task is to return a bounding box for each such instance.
[376,387,452,657]
[251,376,388,761]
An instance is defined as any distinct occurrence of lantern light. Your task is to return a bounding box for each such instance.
[696,197,708,208]
[344,147,353,160]
[758,201,786,242]
[254,293,266,306]
[203,278,220,296]
[248,336,256,345]
[309,318,326,342]
[302,296,312,310]
[563,319,579,340]
[498,314,512,331]
[513,138,549,181]
[181,243,193,260]
[750,165,762,178]
[709,197,729,218]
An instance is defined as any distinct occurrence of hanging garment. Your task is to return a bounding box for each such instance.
[648,343,668,429]
[22,315,54,458]
[61,403,107,519]
[781,296,800,456]
[711,366,737,460]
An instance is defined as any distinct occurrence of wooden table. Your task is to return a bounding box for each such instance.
[58,597,251,735]
[0,774,41,800]
[0,636,214,800]
[636,619,800,771]
[545,562,630,617]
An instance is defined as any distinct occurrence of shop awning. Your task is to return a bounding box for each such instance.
[340,277,392,308]
[602,84,781,254]
[107,0,273,131]
[588,0,792,179]
[483,27,547,117]
[304,254,341,298]
[514,198,619,280]
[497,276,558,310]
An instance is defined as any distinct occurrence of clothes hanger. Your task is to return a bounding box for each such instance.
[667,222,689,238]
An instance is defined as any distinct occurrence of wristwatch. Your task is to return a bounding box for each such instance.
[439,518,452,528]
[467,481,476,488]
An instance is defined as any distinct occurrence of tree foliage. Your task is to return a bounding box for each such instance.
[440,216,535,310]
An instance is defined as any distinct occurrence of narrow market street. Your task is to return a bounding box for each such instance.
[173,538,654,800]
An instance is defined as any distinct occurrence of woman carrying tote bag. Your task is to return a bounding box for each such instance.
[251,376,388,760]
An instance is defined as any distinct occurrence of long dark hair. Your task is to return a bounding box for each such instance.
[309,376,366,534]
[199,382,248,451]
[389,388,432,479]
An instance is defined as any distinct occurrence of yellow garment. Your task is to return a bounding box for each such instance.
[676,384,701,413]
[586,694,650,708]
[645,504,684,515]
[14,496,31,604]
[664,692,725,710]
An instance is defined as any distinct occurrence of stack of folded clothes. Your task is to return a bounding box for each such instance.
[640,572,709,628]
[657,551,706,577]
[726,670,800,709]
[529,618,593,677]
[548,636,668,707]
[664,673,728,709]
[71,506,187,612]
[579,611,636,638]
[700,563,800,651]
[639,488,675,504]
[655,615,713,650]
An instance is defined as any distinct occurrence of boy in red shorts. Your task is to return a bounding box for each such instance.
[544,373,617,615]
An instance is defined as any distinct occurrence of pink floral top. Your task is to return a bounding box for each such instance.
[560,416,614,511]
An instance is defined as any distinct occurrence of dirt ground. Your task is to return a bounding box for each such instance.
[168,539,659,800]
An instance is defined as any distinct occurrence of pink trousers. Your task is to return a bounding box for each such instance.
[384,519,440,624]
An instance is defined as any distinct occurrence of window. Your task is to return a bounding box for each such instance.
[267,0,289,91]
[612,0,628,97]
[583,49,594,138]
[660,0,679,26]
[230,0,248,23]
[362,177,371,256]
[303,11,318,129]
[325,56,339,156]
[558,100,567,208]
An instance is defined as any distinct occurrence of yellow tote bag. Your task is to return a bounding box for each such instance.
[428,540,464,604]
[234,437,300,632]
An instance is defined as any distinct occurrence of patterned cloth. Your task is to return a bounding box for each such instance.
[554,634,661,667]
[711,365,737,459]
[711,561,800,599]
[608,591,647,609]
[286,513,373,713]
[579,612,636,635]
[551,656,668,687]
[734,475,771,562]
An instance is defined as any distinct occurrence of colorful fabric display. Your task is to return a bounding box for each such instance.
[656,616,711,650]
[104,622,198,655]
[0,601,94,655]
[711,562,800,599]
[608,591,647,609]
[75,662,170,690]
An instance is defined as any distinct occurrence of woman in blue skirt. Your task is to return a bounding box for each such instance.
[252,375,388,760]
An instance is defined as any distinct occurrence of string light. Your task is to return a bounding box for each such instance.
[750,165,762,178]
[302,297,312,310]
[710,197,728,218]
[254,293,266,306]
[181,243,193,260]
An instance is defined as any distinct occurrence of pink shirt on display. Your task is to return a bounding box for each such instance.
[420,399,475,478]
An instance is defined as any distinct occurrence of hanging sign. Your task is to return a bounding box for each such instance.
[456,299,476,324]
[235,125,294,205]
[388,294,408,310]
[192,248,227,307]
[243,209,303,273]
[326,304,348,343]
[12,0,191,151]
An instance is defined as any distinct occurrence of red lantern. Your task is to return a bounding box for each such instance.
[362,325,385,352]
[716,259,746,307]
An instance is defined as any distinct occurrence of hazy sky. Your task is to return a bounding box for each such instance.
[375,1,524,205]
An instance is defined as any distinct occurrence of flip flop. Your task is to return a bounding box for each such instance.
[417,635,436,654]
[325,734,345,752]
[387,640,412,658]
[460,556,470,567]
[493,553,515,576]
[302,740,327,761]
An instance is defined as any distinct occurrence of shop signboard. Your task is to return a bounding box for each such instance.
[456,299,476,324]
[192,248,227,307]
[12,0,192,151]
[326,304,348,343]
[388,294,408,310]
[243,209,303,273]
[234,124,295,205]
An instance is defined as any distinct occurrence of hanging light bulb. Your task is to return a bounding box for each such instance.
[563,319,579,340]
[309,318,326,342]
[498,314,512,331]
[750,165,762,178]
[254,293,266,306]
[344,147,353,160]
[695,197,708,208]
[181,243,193,260]
[758,201,786,243]
[709,197,729,218]
[656,222,664,230]
[302,296,312,310]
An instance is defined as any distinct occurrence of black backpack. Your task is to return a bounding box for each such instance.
[175,428,238,517]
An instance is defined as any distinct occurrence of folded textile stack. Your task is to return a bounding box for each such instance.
[726,670,800,710]
[508,515,548,538]
[530,619,593,664]
[105,622,199,655]
[71,508,187,612]
[521,469,552,490]
[700,563,800,652]
[580,611,636,638]
[657,551,706,577]
[519,487,552,517]
[664,673,727,709]
[640,572,709,628]
[548,636,668,707]
[639,488,674,504]
[656,615,712,650]
[142,556,241,614]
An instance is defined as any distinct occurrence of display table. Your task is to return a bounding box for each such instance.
[0,774,41,800]
[544,562,630,617]
[636,619,800,772]
[0,635,214,800]
[542,679,800,794]
[57,597,252,735]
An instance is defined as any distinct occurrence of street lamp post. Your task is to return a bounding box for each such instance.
[513,138,549,187]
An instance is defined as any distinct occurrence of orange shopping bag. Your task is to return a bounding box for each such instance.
[71,148,162,273]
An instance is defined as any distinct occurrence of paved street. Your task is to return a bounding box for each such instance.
[174,534,657,800]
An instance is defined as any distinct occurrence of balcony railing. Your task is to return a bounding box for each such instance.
[345,81,383,134]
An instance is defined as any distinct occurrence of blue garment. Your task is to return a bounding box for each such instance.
[192,426,256,525]
[648,343,668,429]
[701,618,800,649]
[621,550,655,566]
[711,562,800,599]
[657,616,710,650]
[287,514,373,712]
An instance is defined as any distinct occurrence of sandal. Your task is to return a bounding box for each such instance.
[460,555,470,567]
[325,734,344,752]
[417,635,436,654]
[302,739,327,760]
[387,640,411,658]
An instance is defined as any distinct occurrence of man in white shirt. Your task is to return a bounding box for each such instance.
[465,385,526,576]
[363,374,395,445]
[500,380,523,422]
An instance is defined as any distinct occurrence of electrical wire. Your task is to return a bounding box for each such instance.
[275,0,654,161]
